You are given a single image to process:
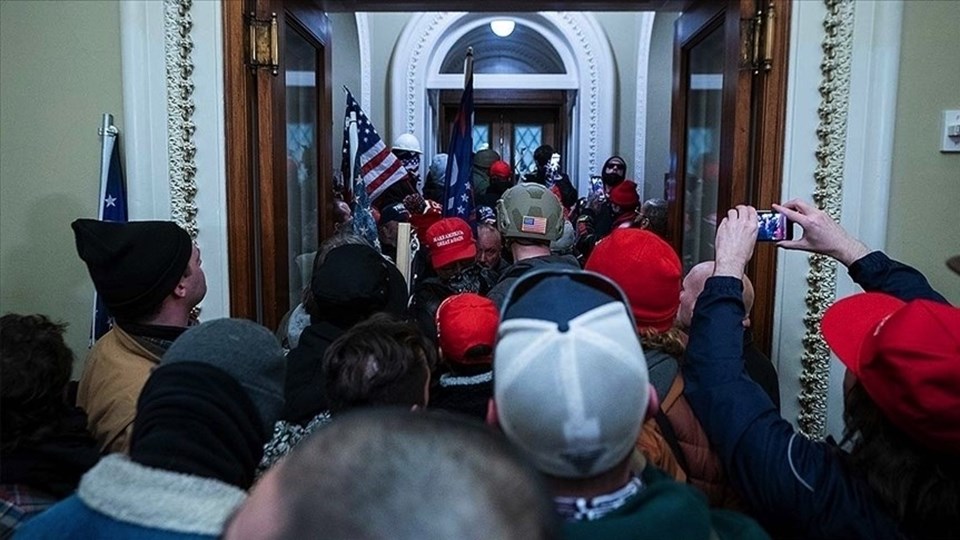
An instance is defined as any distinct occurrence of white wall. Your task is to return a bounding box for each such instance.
[887,0,960,304]
[0,0,124,368]
[330,13,362,162]
[644,12,680,200]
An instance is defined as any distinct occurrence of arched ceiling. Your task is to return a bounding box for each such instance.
[439,23,566,75]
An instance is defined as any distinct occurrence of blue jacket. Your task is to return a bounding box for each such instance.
[15,455,245,540]
[682,252,946,539]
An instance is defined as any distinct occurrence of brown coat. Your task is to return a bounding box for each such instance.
[651,376,744,510]
[636,419,687,483]
[77,326,160,454]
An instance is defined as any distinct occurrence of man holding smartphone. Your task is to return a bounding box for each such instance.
[681,199,957,539]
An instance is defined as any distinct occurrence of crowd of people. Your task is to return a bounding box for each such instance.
[2,137,958,540]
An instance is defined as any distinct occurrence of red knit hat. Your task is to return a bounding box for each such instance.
[584,228,681,332]
[822,293,960,453]
[436,293,498,365]
[609,180,639,210]
[424,217,476,270]
[489,160,512,180]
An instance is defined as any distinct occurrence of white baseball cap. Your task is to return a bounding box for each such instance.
[494,269,650,478]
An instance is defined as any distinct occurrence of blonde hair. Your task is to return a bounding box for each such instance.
[638,326,686,357]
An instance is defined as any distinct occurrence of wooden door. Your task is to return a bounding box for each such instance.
[224,0,333,330]
[440,89,567,177]
[668,0,790,354]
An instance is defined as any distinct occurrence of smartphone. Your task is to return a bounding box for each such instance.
[757,210,793,241]
[588,175,604,197]
[549,153,561,170]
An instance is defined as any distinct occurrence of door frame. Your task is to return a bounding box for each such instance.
[223,0,333,329]
[668,0,791,354]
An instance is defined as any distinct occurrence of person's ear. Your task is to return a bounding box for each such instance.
[742,316,751,328]
[644,384,660,421]
[171,276,189,299]
[485,399,500,428]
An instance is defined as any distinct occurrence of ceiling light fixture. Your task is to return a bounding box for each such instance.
[490,19,515,38]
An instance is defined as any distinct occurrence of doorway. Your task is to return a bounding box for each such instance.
[439,89,567,175]
[222,2,790,356]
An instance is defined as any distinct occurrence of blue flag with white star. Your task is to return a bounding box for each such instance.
[443,50,475,225]
[92,121,127,342]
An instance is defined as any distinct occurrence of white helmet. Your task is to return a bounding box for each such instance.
[392,133,422,154]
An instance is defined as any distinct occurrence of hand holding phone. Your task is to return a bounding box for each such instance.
[756,210,793,241]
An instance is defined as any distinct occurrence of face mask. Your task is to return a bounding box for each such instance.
[445,265,483,294]
[401,155,420,175]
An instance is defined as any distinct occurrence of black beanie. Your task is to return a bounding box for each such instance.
[72,219,192,320]
[131,362,265,490]
[311,244,408,328]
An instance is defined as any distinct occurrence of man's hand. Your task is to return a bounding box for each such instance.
[774,199,870,266]
[714,205,758,278]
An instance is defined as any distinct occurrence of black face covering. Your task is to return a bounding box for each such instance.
[601,156,627,187]
[445,265,483,294]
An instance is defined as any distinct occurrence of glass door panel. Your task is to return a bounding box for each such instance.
[284,26,319,310]
[681,26,724,272]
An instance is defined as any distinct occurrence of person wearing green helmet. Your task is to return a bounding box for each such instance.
[486,182,580,307]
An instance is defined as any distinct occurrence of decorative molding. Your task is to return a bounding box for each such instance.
[556,11,600,179]
[355,12,372,112]
[797,0,856,440]
[633,12,655,197]
[402,12,459,134]
[164,0,198,239]
[391,12,614,188]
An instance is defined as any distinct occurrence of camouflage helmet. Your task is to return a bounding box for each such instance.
[496,182,564,242]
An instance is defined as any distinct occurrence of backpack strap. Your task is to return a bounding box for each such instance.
[654,376,691,477]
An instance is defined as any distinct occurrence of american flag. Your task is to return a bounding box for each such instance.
[443,50,475,224]
[341,89,407,203]
[92,116,127,343]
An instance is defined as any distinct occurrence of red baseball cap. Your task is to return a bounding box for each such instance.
[822,293,960,452]
[585,228,681,333]
[436,293,498,365]
[424,217,476,270]
[489,160,512,180]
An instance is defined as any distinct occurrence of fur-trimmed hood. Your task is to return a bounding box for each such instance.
[78,454,247,536]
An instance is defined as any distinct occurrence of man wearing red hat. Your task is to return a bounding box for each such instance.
[429,293,498,420]
[683,199,958,539]
[409,218,497,352]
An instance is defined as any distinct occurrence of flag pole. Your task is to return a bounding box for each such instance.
[344,87,360,189]
[464,47,474,89]
[92,113,119,346]
[97,114,118,220]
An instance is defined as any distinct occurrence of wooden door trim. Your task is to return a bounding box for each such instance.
[224,0,333,329]
[747,0,791,355]
[224,0,259,321]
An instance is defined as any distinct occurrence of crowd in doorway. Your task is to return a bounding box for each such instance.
[2,133,959,539]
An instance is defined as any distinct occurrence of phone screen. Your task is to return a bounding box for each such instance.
[757,211,791,241]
